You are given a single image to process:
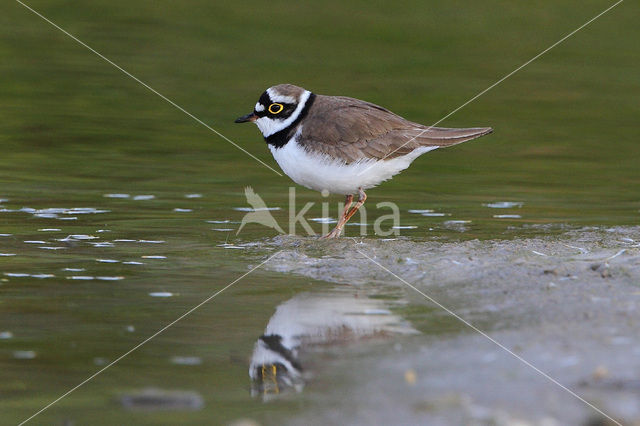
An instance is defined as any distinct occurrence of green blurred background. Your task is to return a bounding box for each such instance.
[1,0,638,424]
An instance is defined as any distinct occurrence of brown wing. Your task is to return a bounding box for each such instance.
[298,95,492,162]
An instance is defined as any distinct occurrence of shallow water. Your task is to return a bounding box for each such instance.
[2,1,640,425]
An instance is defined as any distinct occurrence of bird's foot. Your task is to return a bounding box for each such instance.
[321,226,343,239]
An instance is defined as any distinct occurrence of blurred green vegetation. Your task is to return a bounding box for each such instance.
[0,0,639,424]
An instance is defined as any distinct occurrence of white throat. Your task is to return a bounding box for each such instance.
[255,90,311,137]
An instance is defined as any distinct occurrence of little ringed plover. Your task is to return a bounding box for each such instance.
[235,84,492,238]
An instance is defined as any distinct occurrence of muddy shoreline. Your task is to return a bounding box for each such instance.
[257,227,640,425]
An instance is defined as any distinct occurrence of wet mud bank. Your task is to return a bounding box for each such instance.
[259,227,640,425]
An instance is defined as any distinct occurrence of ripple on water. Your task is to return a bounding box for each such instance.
[185,194,202,198]
[97,276,125,281]
[0,253,16,256]
[0,331,13,339]
[149,292,174,297]
[104,193,130,198]
[173,208,193,212]
[38,228,61,232]
[142,255,166,259]
[216,243,245,249]
[120,388,204,411]
[0,234,12,237]
[63,268,85,272]
[484,201,524,208]
[170,356,202,366]
[13,350,36,359]
[96,259,119,263]
[133,195,155,201]
[493,214,522,219]
[123,261,144,265]
[211,228,234,232]
[233,206,281,212]
[58,235,99,242]
[310,217,338,224]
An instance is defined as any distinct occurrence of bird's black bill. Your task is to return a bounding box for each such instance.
[235,112,257,123]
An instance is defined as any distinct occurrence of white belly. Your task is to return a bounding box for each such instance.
[269,138,438,195]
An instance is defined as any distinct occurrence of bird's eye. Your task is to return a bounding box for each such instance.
[268,103,284,114]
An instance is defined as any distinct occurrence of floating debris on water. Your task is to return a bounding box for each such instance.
[149,292,174,297]
[0,331,13,339]
[142,255,167,259]
[133,195,155,201]
[170,356,202,366]
[104,193,130,198]
[13,350,36,359]
[173,208,193,213]
[493,214,522,219]
[484,201,524,209]
[120,388,204,411]
[185,194,202,198]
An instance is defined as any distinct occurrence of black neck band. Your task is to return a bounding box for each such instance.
[264,93,316,149]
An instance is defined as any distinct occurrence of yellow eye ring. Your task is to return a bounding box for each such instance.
[268,103,284,114]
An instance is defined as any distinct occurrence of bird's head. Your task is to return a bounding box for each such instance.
[235,84,312,137]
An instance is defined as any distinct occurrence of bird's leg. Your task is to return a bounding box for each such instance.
[322,194,353,239]
[343,188,367,223]
[322,189,367,239]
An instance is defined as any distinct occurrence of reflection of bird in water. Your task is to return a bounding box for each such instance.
[249,290,418,399]
[236,186,284,235]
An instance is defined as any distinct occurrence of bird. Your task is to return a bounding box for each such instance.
[235,84,492,238]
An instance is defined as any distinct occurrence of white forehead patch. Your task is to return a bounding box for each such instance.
[266,87,296,104]
[255,102,265,112]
